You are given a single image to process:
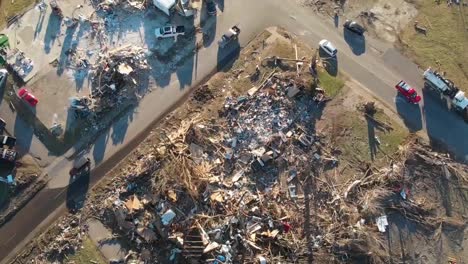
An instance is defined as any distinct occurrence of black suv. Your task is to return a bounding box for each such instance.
[343,20,365,35]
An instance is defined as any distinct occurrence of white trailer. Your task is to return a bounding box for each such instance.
[153,0,176,16]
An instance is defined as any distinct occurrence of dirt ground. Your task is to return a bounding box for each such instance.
[14,28,468,264]
[300,0,418,42]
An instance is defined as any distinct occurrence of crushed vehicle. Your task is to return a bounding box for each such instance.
[343,20,366,35]
[218,25,240,48]
[155,25,185,39]
[395,80,421,104]
[319,39,338,57]
[18,87,38,106]
[424,68,468,121]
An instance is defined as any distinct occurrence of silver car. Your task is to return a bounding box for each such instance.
[319,39,338,57]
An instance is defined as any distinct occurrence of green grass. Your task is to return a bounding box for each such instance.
[318,70,345,98]
[0,0,36,29]
[334,110,408,164]
[373,111,408,156]
[66,237,106,264]
[399,1,468,92]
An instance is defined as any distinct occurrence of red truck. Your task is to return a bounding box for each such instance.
[395,80,421,104]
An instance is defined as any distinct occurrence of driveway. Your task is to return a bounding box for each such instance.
[1,0,468,262]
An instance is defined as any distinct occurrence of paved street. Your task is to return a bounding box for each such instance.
[1,0,468,262]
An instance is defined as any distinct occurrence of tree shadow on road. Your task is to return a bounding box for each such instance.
[43,14,62,54]
[201,2,217,48]
[13,104,34,158]
[334,14,339,28]
[110,107,135,145]
[66,156,90,213]
[93,131,108,165]
[34,10,46,40]
[56,26,77,76]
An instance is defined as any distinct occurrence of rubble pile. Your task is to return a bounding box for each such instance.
[88,45,149,113]
[23,69,468,263]
[90,0,148,11]
[6,50,34,79]
[34,214,87,261]
[126,74,324,262]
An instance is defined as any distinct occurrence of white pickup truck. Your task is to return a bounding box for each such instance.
[155,25,185,39]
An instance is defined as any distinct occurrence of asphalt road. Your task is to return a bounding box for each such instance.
[1,0,468,262]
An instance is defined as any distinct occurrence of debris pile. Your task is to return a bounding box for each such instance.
[112,73,325,262]
[82,45,149,114]
[19,39,468,263]
[37,214,86,260]
[6,50,34,79]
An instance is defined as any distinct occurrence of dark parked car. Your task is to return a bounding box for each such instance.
[206,0,217,15]
[343,20,365,35]
[0,136,16,148]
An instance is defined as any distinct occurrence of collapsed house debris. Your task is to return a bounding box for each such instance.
[18,33,468,264]
[5,50,34,80]
[64,45,150,118]
[30,72,468,262]
[89,45,149,112]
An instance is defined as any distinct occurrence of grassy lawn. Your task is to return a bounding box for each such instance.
[0,0,36,29]
[333,109,409,164]
[399,1,468,91]
[318,70,344,98]
[66,236,106,264]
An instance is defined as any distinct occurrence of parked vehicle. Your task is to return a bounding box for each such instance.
[153,0,176,16]
[319,39,338,57]
[18,87,39,106]
[343,20,365,35]
[206,0,217,16]
[0,136,16,149]
[155,25,185,39]
[219,26,240,48]
[69,156,91,179]
[395,80,421,104]
[424,68,468,121]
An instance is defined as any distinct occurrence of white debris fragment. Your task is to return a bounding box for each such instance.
[161,209,176,225]
[376,215,388,232]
